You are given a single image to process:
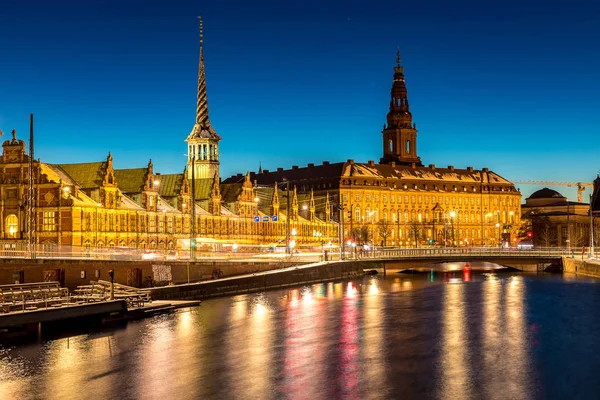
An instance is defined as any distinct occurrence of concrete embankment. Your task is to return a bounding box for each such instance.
[563,257,600,278]
[145,260,365,300]
[0,258,305,290]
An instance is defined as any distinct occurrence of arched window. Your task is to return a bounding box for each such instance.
[389,140,393,153]
[406,140,411,154]
[5,214,18,238]
[354,207,360,222]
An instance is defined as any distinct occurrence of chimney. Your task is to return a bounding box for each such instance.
[347,159,354,164]
[292,165,299,170]
[322,161,330,166]
[448,165,455,171]
[263,169,269,174]
[390,162,396,167]
[466,166,474,172]
[411,163,416,168]
[482,167,489,172]
[429,164,435,170]
[367,160,375,167]
[308,163,314,168]
[277,167,283,172]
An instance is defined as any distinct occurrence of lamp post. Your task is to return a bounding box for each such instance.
[485,212,493,246]
[369,211,375,256]
[190,154,196,261]
[449,211,456,246]
[313,230,324,260]
[495,222,501,248]
[338,204,345,261]
[590,193,595,258]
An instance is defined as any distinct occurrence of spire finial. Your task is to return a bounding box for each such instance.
[396,46,401,67]
[195,15,210,126]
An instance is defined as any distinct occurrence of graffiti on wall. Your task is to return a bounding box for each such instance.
[152,264,172,283]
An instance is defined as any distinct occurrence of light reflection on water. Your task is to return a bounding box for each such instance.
[2,272,600,400]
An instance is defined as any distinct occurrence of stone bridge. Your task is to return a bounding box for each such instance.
[353,248,568,273]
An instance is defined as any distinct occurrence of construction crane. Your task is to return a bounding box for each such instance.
[513,180,593,203]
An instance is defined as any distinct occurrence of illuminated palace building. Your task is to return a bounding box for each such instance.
[0,18,337,251]
[225,50,521,247]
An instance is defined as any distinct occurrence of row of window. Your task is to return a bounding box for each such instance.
[352,209,518,224]
[343,193,518,207]
[361,227,501,240]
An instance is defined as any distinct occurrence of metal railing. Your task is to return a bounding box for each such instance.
[0,241,585,262]
[349,246,573,260]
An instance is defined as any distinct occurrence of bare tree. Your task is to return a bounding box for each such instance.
[409,220,421,248]
[350,225,371,245]
[376,220,391,246]
[572,224,589,247]
[536,221,557,247]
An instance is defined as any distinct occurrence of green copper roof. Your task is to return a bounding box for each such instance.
[54,162,106,189]
[114,168,146,193]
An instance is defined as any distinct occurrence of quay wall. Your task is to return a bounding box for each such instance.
[0,258,304,290]
[563,257,600,278]
[145,261,365,300]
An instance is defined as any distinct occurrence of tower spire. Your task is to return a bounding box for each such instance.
[380,47,422,166]
[186,16,221,182]
[196,15,209,126]
[187,16,219,141]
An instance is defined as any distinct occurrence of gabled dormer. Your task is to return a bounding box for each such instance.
[237,173,256,218]
[271,181,280,217]
[100,152,119,209]
[141,159,158,212]
[292,186,299,221]
[208,172,221,215]
[178,167,191,213]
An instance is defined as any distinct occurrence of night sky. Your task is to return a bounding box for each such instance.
[1,0,599,200]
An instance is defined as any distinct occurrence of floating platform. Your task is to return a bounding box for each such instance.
[0,299,201,337]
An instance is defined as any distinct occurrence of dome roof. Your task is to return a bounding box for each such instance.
[528,187,565,200]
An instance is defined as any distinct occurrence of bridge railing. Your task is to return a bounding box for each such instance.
[0,240,576,262]
[354,247,572,260]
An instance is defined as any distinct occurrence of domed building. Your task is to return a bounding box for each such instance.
[521,187,598,248]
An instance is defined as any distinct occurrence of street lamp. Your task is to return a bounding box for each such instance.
[313,230,324,260]
[495,222,501,247]
[449,211,456,246]
[369,211,375,255]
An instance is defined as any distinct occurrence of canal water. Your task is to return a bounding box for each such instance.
[1,270,600,400]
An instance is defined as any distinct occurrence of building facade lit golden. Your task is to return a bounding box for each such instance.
[0,18,338,252]
[228,50,521,247]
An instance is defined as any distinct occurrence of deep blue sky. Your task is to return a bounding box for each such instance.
[1,0,599,200]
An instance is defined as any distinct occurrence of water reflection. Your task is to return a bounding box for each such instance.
[362,278,386,400]
[339,282,360,399]
[438,281,471,399]
[2,273,600,400]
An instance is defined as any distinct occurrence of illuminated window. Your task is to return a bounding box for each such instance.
[389,140,393,152]
[43,212,56,232]
[5,214,18,238]
[406,140,411,153]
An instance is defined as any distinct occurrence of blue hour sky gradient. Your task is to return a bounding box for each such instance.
[0,0,599,201]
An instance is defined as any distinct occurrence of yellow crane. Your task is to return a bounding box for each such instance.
[513,180,593,203]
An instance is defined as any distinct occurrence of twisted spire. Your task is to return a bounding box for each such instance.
[196,16,210,126]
